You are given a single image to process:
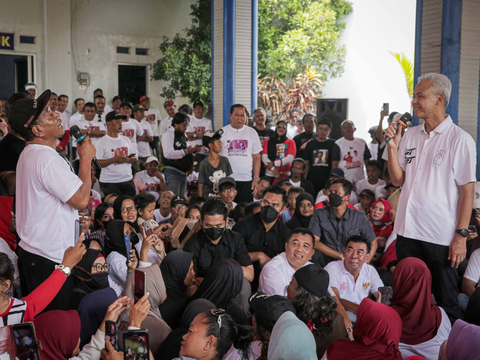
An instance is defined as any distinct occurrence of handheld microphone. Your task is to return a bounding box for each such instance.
[70,125,102,169]
[380,112,412,149]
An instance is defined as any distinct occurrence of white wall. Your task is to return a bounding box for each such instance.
[322,0,416,142]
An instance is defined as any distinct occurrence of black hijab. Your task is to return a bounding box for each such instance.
[104,219,139,259]
[267,121,288,162]
[158,299,215,360]
[112,195,139,232]
[286,193,314,230]
[191,259,243,309]
[159,250,194,329]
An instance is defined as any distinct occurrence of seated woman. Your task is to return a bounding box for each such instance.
[88,202,114,249]
[391,258,451,360]
[159,250,196,329]
[438,319,480,360]
[326,298,404,360]
[285,193,314,231]
[0,236,86,327]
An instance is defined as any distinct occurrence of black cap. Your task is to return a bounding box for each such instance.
[106,111,127,122]
[384,183,397,190]
[132,104,146,113]
[170,195,188,207]
[294,264,330,298]
[9,89,51,131]
[249,292,296,333]
[202,128,224,147]
[330,168,344,177]
[119,101,132,109]
[358,189,376,199]
[193,100,204,108]
[218,176,236,188]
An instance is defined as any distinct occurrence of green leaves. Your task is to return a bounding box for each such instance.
[389,51,414,97]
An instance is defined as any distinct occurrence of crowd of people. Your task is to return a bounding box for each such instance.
[0,72,479,360]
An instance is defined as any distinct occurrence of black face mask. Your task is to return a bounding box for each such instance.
[328,193,344,207]
[260,205,279,223]
[204,227,225,241]
[91,272,109,290]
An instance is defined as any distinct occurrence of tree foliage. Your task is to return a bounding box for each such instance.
[389,51,414,97]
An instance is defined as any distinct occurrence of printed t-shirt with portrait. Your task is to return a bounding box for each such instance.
[220,125,263,182]
[305,138,340,189]
[335,137,371,183]
[144,107,161,137]
[262,138,296,177]
[136,119,154,158]
[121,118,143,155]
[69,116,106,150]
[198,156,233,198]
[95,134,134,183]
[187,117,213,153]
[134,170,162,200]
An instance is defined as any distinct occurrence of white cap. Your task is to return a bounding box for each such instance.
[25,83,37,90]
[145,156,158,164]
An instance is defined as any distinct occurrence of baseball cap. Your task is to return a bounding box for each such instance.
[106,111,127,122]
[132,104,145,113]
[218,177,236,188]
[163,100,175,108]
[202,128,224,147]
[119,101,132,109]
[193,100,204,108]
[24,82,37,91]
[145,156,158,164]
[330,168,344,177]
[358,189,376,199]
[368,126,378,135]
[140,96,149,103]
[294,264,330,298]
[249,292,296,333]
[9,89,51,131]
[170,195,188,207]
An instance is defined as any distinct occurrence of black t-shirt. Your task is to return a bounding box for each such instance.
[254,127,275,147]
[0,134,26,173]
[293,132,316,159]
[305,139,341,191]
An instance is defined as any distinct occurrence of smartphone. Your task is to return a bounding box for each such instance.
[124,234,132,260]
[143,220,154,237]
[469,225,476,233]
[123,329,149,360]
[128,153,136,158]
[378,286,393,306]
[12,322,40,360]
[105,320,118,351]
[75,219,83,245]
[134,270,146,302]
[383,103,389,113]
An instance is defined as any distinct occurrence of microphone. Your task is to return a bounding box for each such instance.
[70,125,102,169]
[379,112,412,149]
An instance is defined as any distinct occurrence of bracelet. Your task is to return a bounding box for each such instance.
[346,325,354,333]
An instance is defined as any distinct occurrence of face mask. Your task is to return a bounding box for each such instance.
[328,193,344,207]
[91,272,109,289]
[187,219,198,230]
[260,205,279,223]
[204,226,224,241]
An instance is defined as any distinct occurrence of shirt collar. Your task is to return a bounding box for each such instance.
[420,115,453,135]
[327,206,350,221]
[340,259,365,277]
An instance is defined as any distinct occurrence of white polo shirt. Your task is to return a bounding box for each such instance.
[325,260,383,305]
[187,117,213,153]
[464,248,480,284]
[394,116,476,246]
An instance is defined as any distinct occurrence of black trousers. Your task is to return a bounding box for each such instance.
[396,235,460,323]
[17,246,74,312]
[235,180,253,203]
[100,179,136,198]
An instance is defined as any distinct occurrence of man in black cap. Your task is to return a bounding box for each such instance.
[159,195,190,247]
[96,111,137,197]
[249,292,296,334]
[11,89,93,310]
[161,112,201,196]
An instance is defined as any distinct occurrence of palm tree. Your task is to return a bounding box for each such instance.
[389,51,414,98]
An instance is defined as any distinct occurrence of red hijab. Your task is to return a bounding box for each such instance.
[390,257,441,345]
[369,199,392,234]
[327,299,403,360]
[34,310,81,359]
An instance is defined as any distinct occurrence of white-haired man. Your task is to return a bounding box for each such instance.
[386,73,476,322]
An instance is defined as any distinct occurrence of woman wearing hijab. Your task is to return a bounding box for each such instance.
[159,250,196,329]
[118,265,172,357]
[191,259,244,309]
[390,258,451,360]
[113,195,140,232]
[268,311,317,360]
[438,320,480,360]
[261,119,296,185]
[88,202,114,249]
[326,298,404,360]
[159,299,216,360]
[286,193,315,231]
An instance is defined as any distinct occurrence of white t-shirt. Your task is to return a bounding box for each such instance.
[95,112,107,125]
[159,116,173,136]
[289,179,301,187]
[287,123,297,139]
[134,170,162,200]
[187,117,213,153]
[70,116,106,149]
[136,119,154,158]
[335,137,370,183]
[368,142,378,160]
[145,107,161,137]
[95,135,134,183]
[16,145,82,263]
[154,209,171,224]
[70,112,83,125]
[464,248,480,284]
[325,260,384,305]
[394,116,477,246]
[356,179,386,194]
[121,118,143,155]
[220,125,263,182]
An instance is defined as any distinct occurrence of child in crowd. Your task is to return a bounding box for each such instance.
[218,177,238,212]
[134,193,171,239]
[281,187,303,223]
[355,160,386,195]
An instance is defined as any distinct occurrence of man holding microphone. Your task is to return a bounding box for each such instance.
[9,89,94,311]
[385,73,476,322]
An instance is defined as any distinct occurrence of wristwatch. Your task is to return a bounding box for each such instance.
[254,177,260,181]
[455,228,469,238]
[55,264,71,277]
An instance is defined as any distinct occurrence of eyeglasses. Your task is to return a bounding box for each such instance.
[210,309,226,337]
[92,263,110,272]
[299,203,313,208]
[79,215,91,221]
[121,205,137,213]
[173,205,187,210]
[276,125,287,129]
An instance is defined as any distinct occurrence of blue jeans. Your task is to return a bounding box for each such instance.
[164,168,187,196]
[459,293,470,312]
